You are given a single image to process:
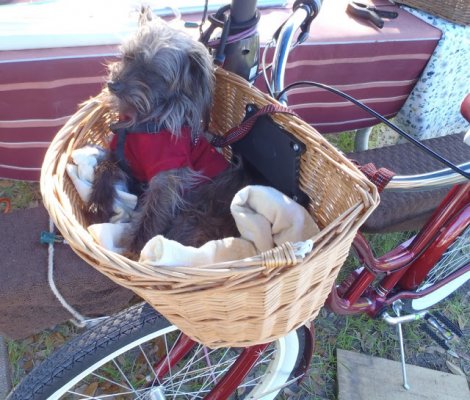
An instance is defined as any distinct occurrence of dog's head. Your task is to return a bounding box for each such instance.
[106,12,214,137]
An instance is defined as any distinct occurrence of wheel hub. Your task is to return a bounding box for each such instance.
[148,385,166,400]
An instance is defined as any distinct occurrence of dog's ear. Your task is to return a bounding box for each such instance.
[187,45,215,129]
[138,5,153,27]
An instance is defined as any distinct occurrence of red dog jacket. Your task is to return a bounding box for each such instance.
[110,126,228,183]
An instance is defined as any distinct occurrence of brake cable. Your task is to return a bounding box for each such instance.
[277,80,470,180]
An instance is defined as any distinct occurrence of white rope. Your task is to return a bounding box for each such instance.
[47,218,87,328]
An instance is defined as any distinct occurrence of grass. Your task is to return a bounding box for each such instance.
[0,179,40,211]
[323,124,387,154]
[6,324,78,387]
[284,283,469,399]
[1,136,469,398]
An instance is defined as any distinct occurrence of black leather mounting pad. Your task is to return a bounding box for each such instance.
[232,104,308,206]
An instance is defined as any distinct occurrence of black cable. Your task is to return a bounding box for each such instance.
[260,41,274,97]
[214,14,231,65]
[277,81,470,180]
[253,63,271,84]
[199,0,209,38]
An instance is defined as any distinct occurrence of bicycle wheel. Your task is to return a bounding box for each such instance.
[410,224,470,311]
[8,303,305,400]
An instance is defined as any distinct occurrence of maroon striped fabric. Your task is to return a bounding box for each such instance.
[254,1,441,134]
[0,46,116,180]
[0,1,441,181]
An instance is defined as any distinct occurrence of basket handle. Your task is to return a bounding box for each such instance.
[260,241,313,273]
[211,104,299,147]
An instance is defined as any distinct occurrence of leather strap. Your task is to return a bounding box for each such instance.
[355,162,395,192]
[114,127,133,176]
[211,104,299,147]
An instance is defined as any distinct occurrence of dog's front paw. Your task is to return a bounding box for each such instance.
[126,227,152,255]
[87,154,130,224]
[86,202,115,224]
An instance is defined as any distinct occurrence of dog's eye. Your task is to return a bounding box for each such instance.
[107,80,124,94]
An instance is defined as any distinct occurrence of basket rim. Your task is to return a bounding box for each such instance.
[40,67,379,293]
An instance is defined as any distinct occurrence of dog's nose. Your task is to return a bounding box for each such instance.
[107,81,124,94]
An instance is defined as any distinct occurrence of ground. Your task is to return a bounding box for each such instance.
[1,166,469,399]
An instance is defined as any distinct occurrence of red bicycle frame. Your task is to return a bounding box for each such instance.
[326,182,470,317]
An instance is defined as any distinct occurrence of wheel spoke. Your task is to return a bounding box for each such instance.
[66,387,152,398]
[172,344,202,397]
[165,352,238,391]
[163,331,174,384]
[139,343,157,379]
[89,371,131,391]
[418,225,469,290]
[197,350,232,395]
[111,359,136,393]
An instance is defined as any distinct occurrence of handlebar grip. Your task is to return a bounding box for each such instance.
[291,0,323,41]
[293,0,323,15]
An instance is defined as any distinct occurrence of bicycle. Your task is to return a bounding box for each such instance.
[7,0,470,398]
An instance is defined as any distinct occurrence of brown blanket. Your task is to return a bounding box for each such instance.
[0,206,134,339]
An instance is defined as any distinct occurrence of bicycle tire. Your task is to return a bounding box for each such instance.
[8,303,305,400]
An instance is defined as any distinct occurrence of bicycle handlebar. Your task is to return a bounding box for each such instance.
[386,161,470,191]
[271,6,310,102]
[269,4,469,188]
[223,0,469,190]
[271,1,322,101]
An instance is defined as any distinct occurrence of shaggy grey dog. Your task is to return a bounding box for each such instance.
[87,12,247,257]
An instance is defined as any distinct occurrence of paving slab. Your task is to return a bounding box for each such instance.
[337,349,469,400]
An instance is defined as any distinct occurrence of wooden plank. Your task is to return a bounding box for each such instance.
[337,349,470,400]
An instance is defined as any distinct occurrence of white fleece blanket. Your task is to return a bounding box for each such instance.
[68,146,319,267]
[140,236,258,267]
[230,185,319,252]
[66,145,137,223]
[138,185,319,267]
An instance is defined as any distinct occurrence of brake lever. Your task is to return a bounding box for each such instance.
[293,0,323,40]
[273,0,322,45]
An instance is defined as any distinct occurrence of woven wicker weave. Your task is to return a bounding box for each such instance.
[396,0,470,25]
[41,68,379,348]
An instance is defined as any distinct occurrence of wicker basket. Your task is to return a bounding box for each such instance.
[41,68,379,348]
[396,0,470,25]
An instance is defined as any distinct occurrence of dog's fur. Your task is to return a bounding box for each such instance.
[87,12,248,256]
